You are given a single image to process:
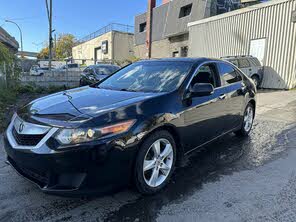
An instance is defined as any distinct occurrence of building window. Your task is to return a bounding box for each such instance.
[181,46,188,57]
[139,22,147,33]
[179,4,192,18]
[172,51,179,57]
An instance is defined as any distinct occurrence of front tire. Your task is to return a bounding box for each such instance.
[235,103,255,137]
[134,130,176,195]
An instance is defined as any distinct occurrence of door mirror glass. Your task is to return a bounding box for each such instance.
[190,83,214,97]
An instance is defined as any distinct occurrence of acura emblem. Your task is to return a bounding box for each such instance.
[19,122,25,133]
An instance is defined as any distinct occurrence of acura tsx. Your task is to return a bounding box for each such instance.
[3,58,256,195]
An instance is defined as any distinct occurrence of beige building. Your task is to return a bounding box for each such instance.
[72,24,134,66]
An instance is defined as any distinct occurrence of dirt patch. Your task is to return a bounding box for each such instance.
[0,93,46,133]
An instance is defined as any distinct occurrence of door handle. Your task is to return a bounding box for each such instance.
[219,94,226,100]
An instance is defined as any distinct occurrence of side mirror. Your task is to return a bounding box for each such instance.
[190,83,214,97]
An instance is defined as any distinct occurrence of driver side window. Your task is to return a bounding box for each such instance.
[190,63,220,88]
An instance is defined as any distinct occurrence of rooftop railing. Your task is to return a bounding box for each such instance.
[76,23,134,45]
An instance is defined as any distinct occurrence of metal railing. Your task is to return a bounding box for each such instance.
[76,23,134,45]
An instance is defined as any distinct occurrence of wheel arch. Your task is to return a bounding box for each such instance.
[248,99,256,114]
[138,124,184,166]
[251,73,260,80]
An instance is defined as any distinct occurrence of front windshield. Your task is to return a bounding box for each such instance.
[98,61,193,92]
[94,66,119,75]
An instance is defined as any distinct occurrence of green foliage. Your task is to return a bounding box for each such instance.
[0,87,18,132]
[37,34,76,60]
[0,42,21,87]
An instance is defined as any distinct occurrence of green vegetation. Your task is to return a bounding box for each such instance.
[38,34,76,59]
[0,42,73,132]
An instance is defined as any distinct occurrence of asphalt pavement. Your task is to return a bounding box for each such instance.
[0,90,295,222]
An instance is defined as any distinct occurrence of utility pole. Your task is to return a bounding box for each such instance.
[54,33,57,59]
[45,0,53,70]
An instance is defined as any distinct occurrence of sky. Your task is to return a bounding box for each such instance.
[0,0,162,52]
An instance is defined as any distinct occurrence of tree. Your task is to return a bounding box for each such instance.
[0,42,20,87]
[37,34,76,60]
[37,47,49,59]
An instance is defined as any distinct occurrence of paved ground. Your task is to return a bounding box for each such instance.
[0,90,295,222]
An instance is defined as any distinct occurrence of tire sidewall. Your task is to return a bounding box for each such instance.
[134,130,176,194]
[242,103,255,135]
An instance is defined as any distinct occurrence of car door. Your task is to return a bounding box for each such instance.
[182,62,228,151]
[218,62,245,132]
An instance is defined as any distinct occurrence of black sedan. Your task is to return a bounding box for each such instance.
[79,64,120,86]
[4,58,256,196]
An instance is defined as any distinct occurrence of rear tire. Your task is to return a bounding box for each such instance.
[235,103,255,137]
[134,130,176,195]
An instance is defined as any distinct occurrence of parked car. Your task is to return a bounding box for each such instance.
[221,55,263,88]
[29,66,51,76]
[80,64,121,86]
[4,58,256,196]
[58,63,80,72]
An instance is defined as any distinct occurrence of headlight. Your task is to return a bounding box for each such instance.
[55,120,135,145]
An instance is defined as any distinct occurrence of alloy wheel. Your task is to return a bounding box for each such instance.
[143,139,174,188]
[244,106,254,132]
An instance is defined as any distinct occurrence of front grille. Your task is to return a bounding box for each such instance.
[12,127,45,146]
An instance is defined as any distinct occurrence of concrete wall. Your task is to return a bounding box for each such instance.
[113,32,134,61]
[21,71,81,88]
[0,27,19,52]
[135,34,189,59]
[189,0,296,89]
[164,0,208,37]
[134,0,215,46]
[135,39,171,58]
[135,3,169,45]
[134,0,216,59]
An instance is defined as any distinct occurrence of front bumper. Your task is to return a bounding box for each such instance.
[3,116,138,196]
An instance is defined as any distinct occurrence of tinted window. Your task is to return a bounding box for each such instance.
[94,66,119,75]
[98,62,193,92]
[191,64,220,88]
[249,58,261,66]
[83,67,90,74]
[68,64,78,68]
[238,59,250,68]
[219,63,242,85]
[228,59,239,67]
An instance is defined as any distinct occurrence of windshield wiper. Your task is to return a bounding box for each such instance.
[119,88,138,92]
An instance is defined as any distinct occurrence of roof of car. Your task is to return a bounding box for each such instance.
[92,64,120,67]
[221,55,255,59]
[138,57,223,64]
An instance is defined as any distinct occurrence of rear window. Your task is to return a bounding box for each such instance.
[94,66,119,75]
[68,64,78,68]
[228,59,239,67]
[238,59,251,68]
[249,58,262,66]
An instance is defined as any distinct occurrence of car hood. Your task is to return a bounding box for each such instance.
[20,86,159,121]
